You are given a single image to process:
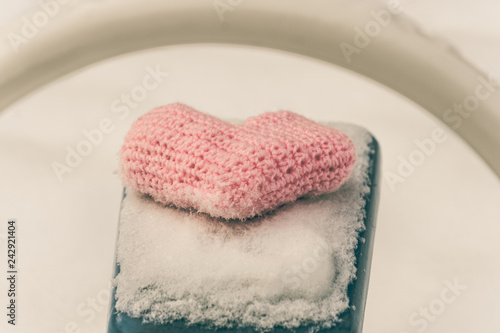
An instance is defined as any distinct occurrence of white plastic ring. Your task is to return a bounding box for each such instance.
[1,0,499,176]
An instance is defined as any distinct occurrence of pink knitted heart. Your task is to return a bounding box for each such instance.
[120,103,356,219]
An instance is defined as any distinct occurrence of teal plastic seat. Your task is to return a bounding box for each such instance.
[108,135,380,333]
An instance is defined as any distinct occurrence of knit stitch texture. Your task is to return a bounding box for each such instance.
[120,103,356,219]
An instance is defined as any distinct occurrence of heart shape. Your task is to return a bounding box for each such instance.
[120,103,356,219]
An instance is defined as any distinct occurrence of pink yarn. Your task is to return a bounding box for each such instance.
[120,103,356,219]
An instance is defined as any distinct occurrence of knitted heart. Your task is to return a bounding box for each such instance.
[120,103,356,219]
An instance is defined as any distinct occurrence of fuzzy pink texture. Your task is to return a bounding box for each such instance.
[120,103,356,219]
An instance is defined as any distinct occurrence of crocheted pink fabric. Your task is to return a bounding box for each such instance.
[120,103,356,219]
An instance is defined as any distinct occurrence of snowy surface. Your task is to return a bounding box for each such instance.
[114,124,372,330]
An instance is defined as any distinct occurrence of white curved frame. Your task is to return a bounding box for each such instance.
[1,0,499,176]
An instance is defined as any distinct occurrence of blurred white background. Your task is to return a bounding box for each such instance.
[0,1,499,332]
